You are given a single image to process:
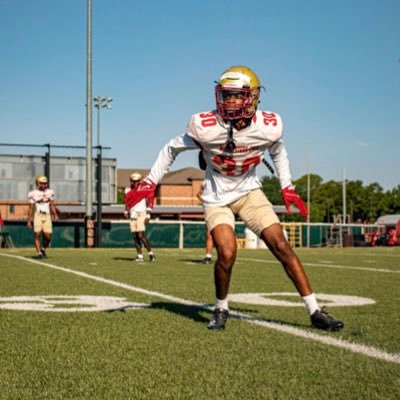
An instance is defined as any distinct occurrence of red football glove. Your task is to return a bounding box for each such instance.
[281,185,308,217]
[123,180,157,209]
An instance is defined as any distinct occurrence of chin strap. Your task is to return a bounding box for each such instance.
[224,122,236,153]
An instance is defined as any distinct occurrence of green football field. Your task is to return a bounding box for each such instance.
[0,246,399,399]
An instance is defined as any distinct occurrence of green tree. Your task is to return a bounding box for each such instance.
[293,174,323,200]
[363,182,390,222]
[388,185,400,214]
[313,180,342,222]
[260,175,281,205]
[293,174,324,222]
[346,180,366,222]
[117,190,125,204]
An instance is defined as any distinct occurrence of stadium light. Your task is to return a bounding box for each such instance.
[93,96,112,147]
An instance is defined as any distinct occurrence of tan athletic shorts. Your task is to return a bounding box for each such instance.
[129,211,147,232]
[204,189,280,237]
[33,212,53,234]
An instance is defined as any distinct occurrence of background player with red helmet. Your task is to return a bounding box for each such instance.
[27,176,59,259]
[125,66,343,331]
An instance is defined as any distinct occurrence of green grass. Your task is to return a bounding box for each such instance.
[0,247,399,399]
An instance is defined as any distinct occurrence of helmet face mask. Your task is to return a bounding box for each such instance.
[215,86,259,120]
[215,66,261,120]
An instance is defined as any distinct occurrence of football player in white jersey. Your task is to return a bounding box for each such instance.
[27,176,59,259]
[124,66,343,331]
[124,173,156,262]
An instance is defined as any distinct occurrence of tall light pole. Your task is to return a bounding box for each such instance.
[93,96,112,149]
[306,142,311,247]
[342,167,347,224]
[85,0,94,247]
[93,96,112,248]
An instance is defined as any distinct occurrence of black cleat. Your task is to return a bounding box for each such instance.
[207,308,229,330]
[41,248,47,258]
[38,253,45,259]
[201,256,212,264]
[311,308,344,331]
[149,253,156,262]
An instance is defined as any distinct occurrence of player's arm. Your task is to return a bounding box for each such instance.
[267,139,292,189]
[123,188,130,219]
[147,133,198,184]
[27,203,34,228]
[123,133,198,210]
[267,140,308,217]
[145,197,152,223]
[50,200,59,221]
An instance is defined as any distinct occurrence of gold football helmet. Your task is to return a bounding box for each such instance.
[35,175,48,185]
[130,173,142,182]
[35,175,48,189]
[215,65,261,120]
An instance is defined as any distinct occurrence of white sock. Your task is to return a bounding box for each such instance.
[215,297,229,310]
[148,251,154,256]
[137,254,144,259]
[206,253,212,258]
[302,293,319,315]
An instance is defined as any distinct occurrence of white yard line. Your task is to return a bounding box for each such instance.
[237,257,400,274]
[1,253,400,365]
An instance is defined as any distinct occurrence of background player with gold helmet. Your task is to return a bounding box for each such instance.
[124,65,343,331]
[124,172,155,262]
[27,176,59,259]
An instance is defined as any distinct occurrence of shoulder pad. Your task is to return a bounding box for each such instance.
[253,110,283,142]
[186,110,224,142]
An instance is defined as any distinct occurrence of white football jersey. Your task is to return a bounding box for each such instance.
[148,109,292,207]
[124,186,147,212]
[28,188,55,214]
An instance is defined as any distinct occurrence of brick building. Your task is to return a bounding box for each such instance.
[117,167,205,206]
[1,167,206,221]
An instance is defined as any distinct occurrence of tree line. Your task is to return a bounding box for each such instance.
[262,174,400,223]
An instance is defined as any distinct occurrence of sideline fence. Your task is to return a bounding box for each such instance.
[0,220,378,249]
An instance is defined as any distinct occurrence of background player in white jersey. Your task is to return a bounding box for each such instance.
[124,173,155,262]
[27,176,59,259]
[124,66,343,331]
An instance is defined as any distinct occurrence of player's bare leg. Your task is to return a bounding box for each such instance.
[41,232,51,257]
[202,228,213,264]
[132,232,144,262]
[42,233,51,249]
[137,232,151,252]
[132,232,142,254]
[207,224,236,330]
[137,232,155,262]
[206,230,213,256]
[34,232,43,258]
[261,223,344,331]
[260,223,312,296]
[211,223,237,300]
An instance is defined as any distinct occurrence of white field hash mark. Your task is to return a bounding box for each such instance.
[1,253,399,365]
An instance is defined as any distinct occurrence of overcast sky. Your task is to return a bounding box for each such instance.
[0,0,399,189]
